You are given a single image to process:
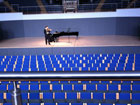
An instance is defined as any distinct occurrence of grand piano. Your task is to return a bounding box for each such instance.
[51,31,79,42]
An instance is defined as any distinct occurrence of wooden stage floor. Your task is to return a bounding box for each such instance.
[0,35,140,48]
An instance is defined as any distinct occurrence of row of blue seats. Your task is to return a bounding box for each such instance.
[1,80,140,84]
[1,92,140,104]
[19,54,136,59]
[0,54,137,60]
[3,67,137,72]
[1,83,140,92]
[0,55,140,71]
[0,54,137,65]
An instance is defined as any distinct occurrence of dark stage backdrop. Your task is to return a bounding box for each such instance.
[0,17,140,39]
[116,17,140,36]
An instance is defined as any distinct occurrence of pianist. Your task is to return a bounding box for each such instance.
[44,26,52,45]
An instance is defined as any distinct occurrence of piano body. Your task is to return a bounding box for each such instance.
[51,31,79,42]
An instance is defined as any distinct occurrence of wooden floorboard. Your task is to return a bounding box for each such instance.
[0,35,140,48]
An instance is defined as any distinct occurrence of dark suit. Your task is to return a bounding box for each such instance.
[44,29,51,45]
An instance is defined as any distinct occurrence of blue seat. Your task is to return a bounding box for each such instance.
[0,93,3,100]
[29,103,40,105]
[121,84,131,91]
[86,84,96,91]
[111,81,121,84]
[55,92,65,99]
[30,93,39,99]
[21,93,28,100]
[43,92,53,99]
[125,64,132,71]
[81,92,91,99]
[30,81,39,84]
[3,103,12,105]
[93,93,103,100]
[31,67,38,71]
[39,67,46,71]
[81,67,88,71]
[133,81,140,83]
[63,84,72,91]
[105,93,116,103]
[122,81,131,83]
[63,67,71,71]
[71,103,83,105]
[30,84,39,91]
[77,63,83,67]
[55,67,63,71]
[81,81,89,83]
[57,103,69,105]
[0,66,4,72]
[74,84,83,91]
[90,67,98,71]
[108,63,116,71]
[98,66,106,71]
[14,67,21,72]
[0,85,7,91]
[46,67,53,71]
[6,67,13,72]
[53,84,61,91]
[116,64,124,71]
[44,103,55,105]
[87,104,99,105]
[67,92,77,100]
[132,84,140,91]
[8,84,14,91]
[70,81,78,84]
[60,81,69,84]
[108,84,118,92]
[6,93,11,100]
[131,104,140,105]
[119,93,130,100]
[107,67,115,71]
[72,67,79,71]
[91,81,99,84]
[41,84,50,91]
[20,85,29,91]
[22,67,29,72]
[69,63,75,68]
[132,93,140,100]
[40,81,48,84]
[51,81,59,84]
[97,84,107,91]
[20,81,29,84]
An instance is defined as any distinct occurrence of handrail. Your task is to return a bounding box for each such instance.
[0,1,138,13]
[0,71,139,105]
[0,71,140,80]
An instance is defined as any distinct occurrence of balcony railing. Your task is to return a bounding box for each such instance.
[1,71,140,105]
[0,1,139,14]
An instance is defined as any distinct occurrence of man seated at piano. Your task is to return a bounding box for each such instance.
[44,26,52,45]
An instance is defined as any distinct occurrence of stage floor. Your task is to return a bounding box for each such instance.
[0,35,140,48]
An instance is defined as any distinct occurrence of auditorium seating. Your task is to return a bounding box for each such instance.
[0,0,140,13]
[0,54,139,72]
[45,5,63,13]
[135,1,140,8]
[0,53,140,105]
[0,80,140,104]
[0,2,10,13]
[6,0,38,6]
